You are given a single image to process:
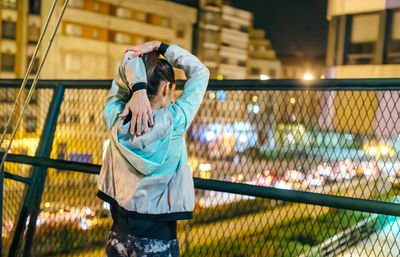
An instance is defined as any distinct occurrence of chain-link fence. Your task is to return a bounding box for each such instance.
[1,79,400,256]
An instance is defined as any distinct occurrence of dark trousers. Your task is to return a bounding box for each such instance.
[105,231,180,257]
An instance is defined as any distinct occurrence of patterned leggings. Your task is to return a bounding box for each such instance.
[105,231,180,257]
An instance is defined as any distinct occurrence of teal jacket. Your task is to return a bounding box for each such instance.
[97,44,210,220]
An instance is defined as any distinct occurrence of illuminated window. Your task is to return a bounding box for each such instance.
[65,23,83,37]
[115,33,131,44]
[348,14,379,64]
[136,36,145,45]
[136,12,147,22]
[2,21,16,40]
[2,0,17,9]
[116,7,132,19]
[69,0,84,9]
[161,18,170,27]
[93,28,99,39]
[65,53,81,72]
[93,2,100,12]
[1,53,15,72]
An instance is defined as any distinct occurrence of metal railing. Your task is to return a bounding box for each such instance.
[1,78,400,256]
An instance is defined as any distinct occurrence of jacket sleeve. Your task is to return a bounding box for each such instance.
[165,44,210,132]
[103,51,147,130]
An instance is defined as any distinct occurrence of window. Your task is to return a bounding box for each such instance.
[176,29,185,39]
[27,56,39,74]
[0,116,12,134]
[388,11,400,64]
[135,12,147,22]
[93,29,99,39]
[2,0,17,9]
[69,0,84,9]
[25,116,37,133]
[93,2,100,12]
[57,143,67,160]
[238,60,246,67]
[203,11,219,26]
[65,23,83,37]
[28,25,41,43]
[269,69,277,78]
[0,88,15,103]
[65,53,81,72]
[69,153,93,163]
[59,113,80,124]
[2,21,16,40]
[116,7,132,19]
[239,25,248,33]
[250,67,260,75]
[136,36,145,45]
[89,114,96,123]
[114,33,130,44]
[160,18,170,28]
[220,57,229,64]
[222,21,231,29]
[29,0,41,15]
[348,14,379,64]
[1,53,15,72]
[30,90,38,104]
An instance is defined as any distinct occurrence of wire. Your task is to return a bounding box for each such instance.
[0,0,59,149]
[0,0,71,173]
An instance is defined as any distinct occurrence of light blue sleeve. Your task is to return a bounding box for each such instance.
[103,51,147,130]
[165,45,210,133]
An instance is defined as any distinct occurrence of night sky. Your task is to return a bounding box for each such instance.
[168,0,328,59]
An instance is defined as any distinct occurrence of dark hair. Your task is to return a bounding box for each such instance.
[142,51,175,100]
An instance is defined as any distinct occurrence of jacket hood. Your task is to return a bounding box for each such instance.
[111,106,173,175]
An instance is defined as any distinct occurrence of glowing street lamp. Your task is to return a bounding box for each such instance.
[303,73,314,80]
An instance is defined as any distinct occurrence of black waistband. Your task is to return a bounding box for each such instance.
[96,190,193,221]
[110,203,177,240]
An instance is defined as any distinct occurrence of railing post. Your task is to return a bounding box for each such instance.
[7,84,65,257]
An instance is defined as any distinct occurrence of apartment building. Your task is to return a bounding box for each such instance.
[197,0,252,79]
[322,0,400,137]
[247,28,281,79]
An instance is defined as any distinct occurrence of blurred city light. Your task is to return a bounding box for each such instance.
[260,74,270,80]
[303,73,314,80]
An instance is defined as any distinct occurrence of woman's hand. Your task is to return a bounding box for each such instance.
[119,90,154,135]
[124,41,161,58]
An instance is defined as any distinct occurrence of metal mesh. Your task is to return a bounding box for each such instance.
[1,83,400,256]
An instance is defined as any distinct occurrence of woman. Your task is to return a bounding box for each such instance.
[97,41,210,256]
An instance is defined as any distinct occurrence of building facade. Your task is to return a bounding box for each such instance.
[323,0,400,137]
[196,0,252,79]
[247,28,281,79]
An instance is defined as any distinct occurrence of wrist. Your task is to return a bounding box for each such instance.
[153,41,161,51]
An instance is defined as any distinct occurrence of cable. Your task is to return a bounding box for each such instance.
[0,0,70,173]
[0,0,59,149]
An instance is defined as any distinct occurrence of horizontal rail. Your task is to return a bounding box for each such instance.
[1,152,400,216]
[1,78,400,91]
[4,171,31,184]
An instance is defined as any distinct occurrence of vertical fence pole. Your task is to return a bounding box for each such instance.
[7,84,65,257]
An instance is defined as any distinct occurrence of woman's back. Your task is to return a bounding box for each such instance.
[97,44,210,221]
